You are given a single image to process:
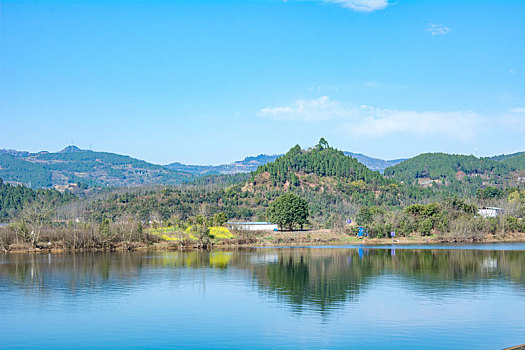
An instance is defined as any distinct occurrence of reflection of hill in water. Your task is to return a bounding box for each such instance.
[1,248,524,312]
[251,249,379,312]
[247,248,525,312]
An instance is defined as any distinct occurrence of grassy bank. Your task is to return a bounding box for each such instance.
[2,225,524,254]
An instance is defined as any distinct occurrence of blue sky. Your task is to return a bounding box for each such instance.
[1,0,524,165]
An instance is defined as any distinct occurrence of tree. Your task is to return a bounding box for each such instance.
[213,212,228,226]
[14,201,53,247]
[318,137,329,150]
[267,193,309,231]
[190,214,212,248]
[356,206,385,226]
[476,186,503,200]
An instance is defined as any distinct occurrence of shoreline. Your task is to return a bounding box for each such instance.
[3,231,525,254]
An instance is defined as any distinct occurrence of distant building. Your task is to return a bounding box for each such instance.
[227,222,278,231]
[477,207,504,218]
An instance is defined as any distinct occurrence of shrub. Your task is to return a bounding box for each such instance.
[209,226,233,239]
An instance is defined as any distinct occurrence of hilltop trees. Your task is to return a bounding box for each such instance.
[384,153,510,184]
[252,139,385,187]
[267,193,309,231]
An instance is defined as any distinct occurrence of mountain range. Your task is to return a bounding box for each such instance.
[165,154,280,175]
[167,152,405,175]
[0,145,523,191]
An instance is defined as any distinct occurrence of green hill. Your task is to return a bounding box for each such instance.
[490,151,525,162]
[0,146,192,189]
[0,178,76,220]
[251,141,385,187]
[245,140,429,216]
[497,153,525,171]
[0,154,53,188]
[383,153,515,195]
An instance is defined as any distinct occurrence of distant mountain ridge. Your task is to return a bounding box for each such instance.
[0,147,192,188]
[343,152,406,173]
[165,154,280,175]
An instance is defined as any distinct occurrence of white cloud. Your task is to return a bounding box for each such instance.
[257,96,350,122]
[258,97,485,139]
[510,107,525,113]
[426,23,451,36]
[351,106,480,139]
[323,0,390,12]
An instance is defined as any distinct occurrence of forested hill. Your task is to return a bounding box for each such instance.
[251,140,385,187]
[489,151,525,162]
[497,153,525,171]
[0,178,75,220]
[0,146,192,188]
[383,153,524,193]
[245,139,429,210]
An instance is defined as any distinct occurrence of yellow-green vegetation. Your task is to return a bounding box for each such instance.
[209,226,234,239]
[146,225,233,242]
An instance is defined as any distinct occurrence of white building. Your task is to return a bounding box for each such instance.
[477,207,504,218]
[227,222,278,231]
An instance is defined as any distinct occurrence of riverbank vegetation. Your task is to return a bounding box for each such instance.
[354,194,525,241]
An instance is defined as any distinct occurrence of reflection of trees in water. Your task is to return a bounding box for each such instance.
[383,249,525,290]
[0,252,147,293]
[250,248,525,312]
[1,248,524,310]
[252,249,379,313]
[0,251,243,294]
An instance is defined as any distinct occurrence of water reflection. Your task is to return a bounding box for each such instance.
[2,247,525,312]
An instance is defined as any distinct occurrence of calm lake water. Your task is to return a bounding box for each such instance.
[1,244,525,349]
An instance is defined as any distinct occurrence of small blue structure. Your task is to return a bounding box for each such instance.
[390,231,395,238]
[358,227,365,237]
[346,219,352,224]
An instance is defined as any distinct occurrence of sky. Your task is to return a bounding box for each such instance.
[1,0,524,165]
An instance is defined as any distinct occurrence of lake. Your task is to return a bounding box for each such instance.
[1,244,525,349]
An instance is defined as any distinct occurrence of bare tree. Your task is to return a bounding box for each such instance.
[114,215,139,248]
[14,201,53,247]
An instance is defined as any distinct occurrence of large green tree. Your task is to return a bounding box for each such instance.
[267,193,309,231]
